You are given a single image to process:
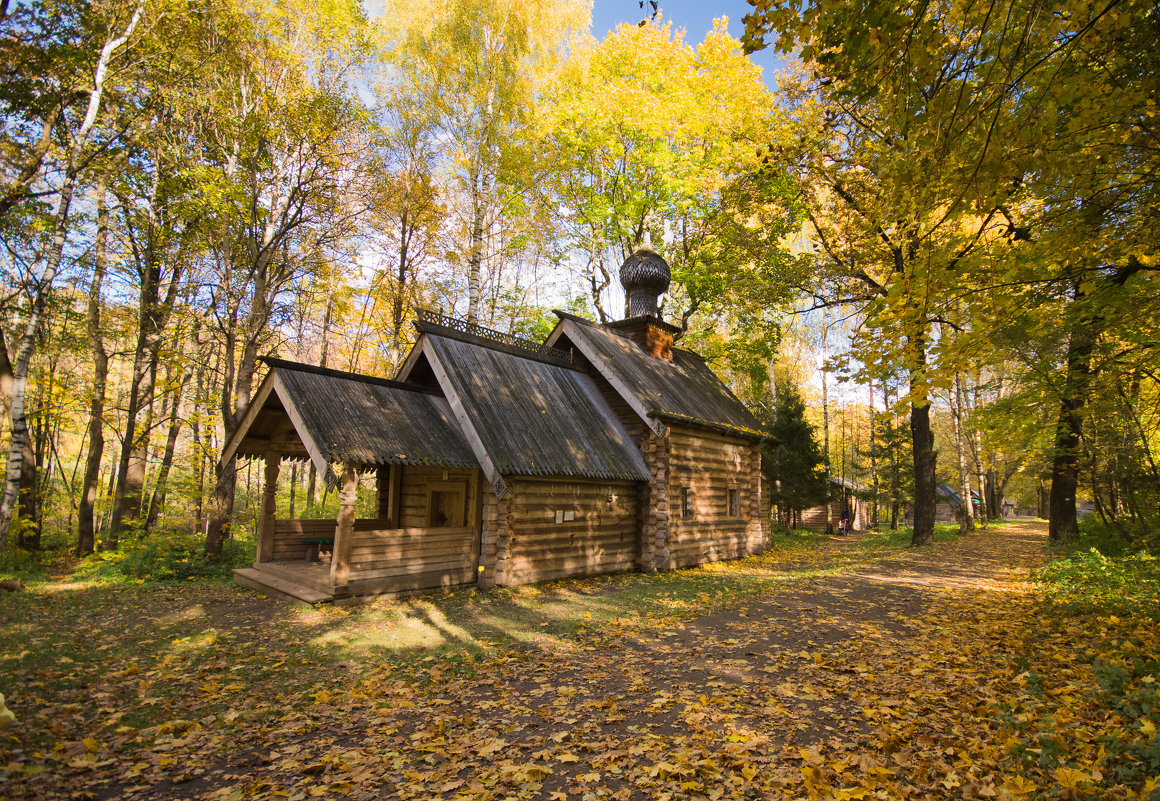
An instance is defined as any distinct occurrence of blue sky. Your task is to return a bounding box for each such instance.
[589,0,787,87]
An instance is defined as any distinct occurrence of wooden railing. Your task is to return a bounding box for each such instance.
[268,519,478,595]
[346,525,475,581]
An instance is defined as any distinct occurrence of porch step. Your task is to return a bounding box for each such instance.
[233,568,333,604]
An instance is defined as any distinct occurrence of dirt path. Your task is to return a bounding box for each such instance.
[19,523,1052,800]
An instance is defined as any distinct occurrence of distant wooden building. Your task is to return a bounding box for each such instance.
[903,484,962,525]
[225,247,768,602]
[799,478,871,533]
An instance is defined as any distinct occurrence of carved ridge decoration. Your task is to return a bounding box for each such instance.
[416,308,571,366]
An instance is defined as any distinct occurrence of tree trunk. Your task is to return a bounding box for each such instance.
[1048,324,1093,541]
[953,375,974,534]
[17,427,39,549]
[78,180,110,555]
[467,173,487,325]
[306,465,316,515]
[0,2,143,543]
[985,467,1000,520]
[205,459,237,559]
[109,169,183,541]
[0,174,80,543]
[821,317,833,534]
[109,356,158,542]
[392,204,411,351]
[869,379,878,529]
[909,334,937,547]
[144,365,192,533]
[0,333,11,434]
[883,382,899,529]
[289,463,298,518]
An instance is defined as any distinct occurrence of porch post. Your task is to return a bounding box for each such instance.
[330,464,357,589]
[256,450,280,564]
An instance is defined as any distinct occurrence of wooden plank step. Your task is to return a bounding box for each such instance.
[233,568,333,604]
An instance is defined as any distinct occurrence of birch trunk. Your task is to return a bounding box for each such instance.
[952,375,975,534]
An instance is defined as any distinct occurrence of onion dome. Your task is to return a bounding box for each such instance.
[619,245,670,318]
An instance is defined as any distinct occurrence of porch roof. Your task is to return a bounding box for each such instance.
[223,359,478,472]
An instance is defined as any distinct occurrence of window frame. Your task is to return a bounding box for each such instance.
[727,487,741,519]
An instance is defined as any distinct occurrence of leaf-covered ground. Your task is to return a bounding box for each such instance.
[2,521,1157,800]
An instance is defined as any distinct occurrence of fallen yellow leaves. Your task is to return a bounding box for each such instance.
[3,522,1158,800]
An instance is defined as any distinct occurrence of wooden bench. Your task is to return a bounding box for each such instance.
[300,537,334,563]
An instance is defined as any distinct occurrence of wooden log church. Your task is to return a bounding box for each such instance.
[226,247,769,602]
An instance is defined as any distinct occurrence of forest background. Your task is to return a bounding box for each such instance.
[0,0,1156,574]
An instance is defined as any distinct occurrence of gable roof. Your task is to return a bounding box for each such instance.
[548,313,766,440]
[221,359,477,477]
[936,484,963,507]
[415,328,651,493]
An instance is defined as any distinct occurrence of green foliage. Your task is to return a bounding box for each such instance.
[857,523,962,550]
[0,524,43,577]
[1020,546,1160,792]
[764,382,829,514]
[1065,516,1157,558]
[1036,549,1160,622]
[1092,653,1160,789]
[75,528,255,584]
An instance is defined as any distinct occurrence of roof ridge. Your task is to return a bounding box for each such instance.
[259,357,439,394]
[415,310,572,368]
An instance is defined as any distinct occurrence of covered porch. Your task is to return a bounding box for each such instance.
[223,359,484,603]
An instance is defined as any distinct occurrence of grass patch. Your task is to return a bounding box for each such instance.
[854,522,965,550]
[1035,548,1160,622]
[1004,546,1160,794]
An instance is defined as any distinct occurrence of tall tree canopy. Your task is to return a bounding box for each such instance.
[743,0,1160,545]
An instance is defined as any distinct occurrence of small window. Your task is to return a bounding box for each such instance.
[728,488,741,518]
[554,509,577,524]
[681,487,693,520]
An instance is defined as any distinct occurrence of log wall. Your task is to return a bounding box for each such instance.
[760,475,772,540]
[800,496,872,532]
[479,491,511,588]
[497,478,640,585]
[666,428,763,569]
[639,431,670,571]
[397,467,479,529]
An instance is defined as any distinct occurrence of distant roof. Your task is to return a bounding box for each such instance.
[936,484,962,506]
[229,359,478,471]
[552,313,766,439]
[830,477,868,492]
[422,332,651,483]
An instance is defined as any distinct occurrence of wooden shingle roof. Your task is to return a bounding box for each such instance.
[224,359,478,474]
[420,332,651,485]
[550,313,766,439]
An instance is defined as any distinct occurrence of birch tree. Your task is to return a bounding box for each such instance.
[0,0,146,544]
[381,0,588,324]
[200,0,374,558]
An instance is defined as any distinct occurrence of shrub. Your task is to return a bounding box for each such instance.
[77,526,255,583]
[1035,548,1160,622]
